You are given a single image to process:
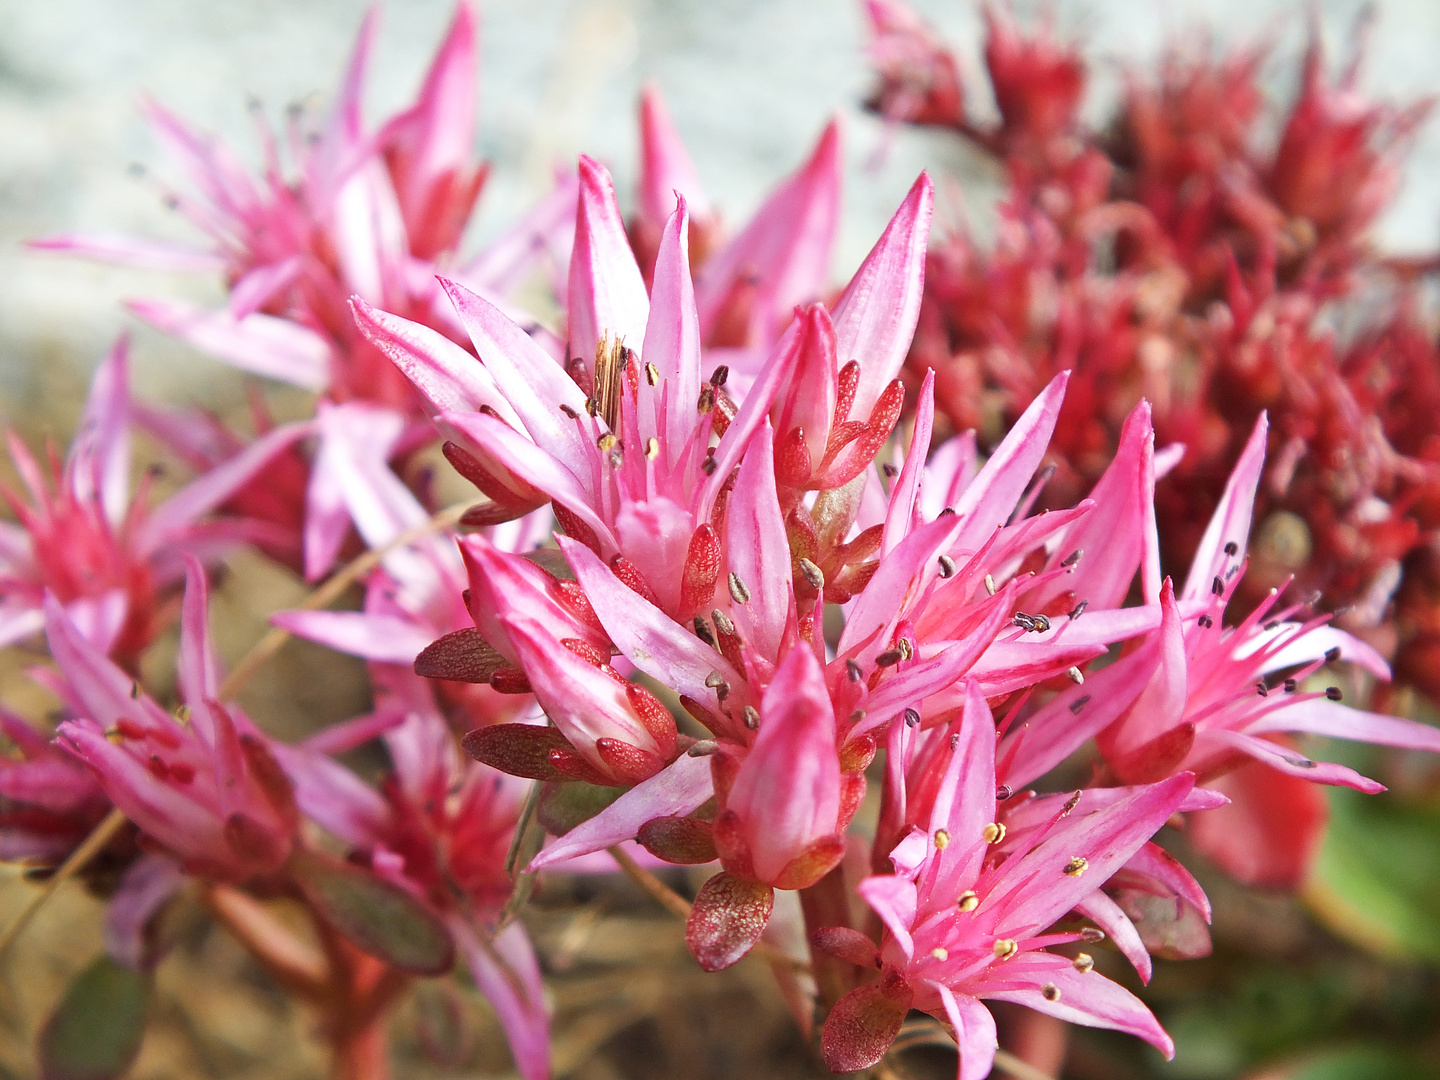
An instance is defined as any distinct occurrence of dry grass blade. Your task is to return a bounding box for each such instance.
[0,500,472,961]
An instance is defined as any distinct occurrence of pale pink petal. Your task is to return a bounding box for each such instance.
[1198,729,1384,792]
[30,233,224,273]
[882,369,934,556]
[104,854,185,970]
[272,610,435,665]
[726,424,794,660]
[637,84,709,229]
[1073,891,1152,983]
[127,299,330,390]
[830,172,934,418]
[177,556,221,706]
[1246,697,1440,753]
[70,337,132,526]
[270,743,392,848]
[641,198,703,458]
[461,171,579,292]
[568,155,650,366]
[856,874,917,961]
[229,256,304,319]
[527,753,714,872]
[455,919,551,1080]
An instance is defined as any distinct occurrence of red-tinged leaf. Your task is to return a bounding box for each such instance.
[809,926,881,969]
[290,851,455,975]
[839,734,877,773]
[637,815,718,864]
[710,806,752,874]
[610,555,664,607]
[547,747,613,786]
[462,724,572,779]
[625,683,679,758]
[679,523,721,617]
[685,871,774,971]
[1110,721,1196,784]
[39,956,149,1080]
[820,983,912,1073]
[442,440,546,510]
[838,772,868,830]
[488,668,533,694]
[415,627,507,683]
[553,502,602,555]
[773,833,847,890]
[460,500,536,527]
[521,547,576,581]
[595,737,665,784]
[536,780,625,835]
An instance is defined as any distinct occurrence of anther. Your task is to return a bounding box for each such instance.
[1069,599,1089,620]
[709,364,729,387]
[1284,678,1297,692]
[687,740,721,757]
[1073,953,1094,973]
[1068,695,1091,715]
[712,609,736,637]
[697,386,716,414]
[881,463,898,478]
[996,784,1013,800]
[644,362,660,386]
[584,397,599,417]
[704,671,731,700]
[1212,576,1224,596]
[1224,541,1239,556]
[175,706,191,724]
[1063,856,1089,877]
[743,706,760,730]
[1061,791,1082,815]
[1042,983,1062,1002]
[645,437,660,459]
[1326,686,1343,701]
[933,829,950,850]
[130,682,141,700]
[846,659,863,682]
[993,939,1018,961]
[701,457,718,475]
[931,946,949,961]
[1061,549,1083,568]
[693,617,716,646]
[904,708,920,727]
[1066,666,1084,685]
[1080,927,1105,943]
[984,574,997,595]
[559,403,579,419]
[982,822,1006,844]
[875,649,902,668]
[957,891,979,912]
[850,709,867,723]
[938,554,956,579]
[798,558,825,590]
[728,572,751,605]
[597,432,618,452]
[1325,646,1341,663]
[1256,683,1268,697]
[897,638,914,661]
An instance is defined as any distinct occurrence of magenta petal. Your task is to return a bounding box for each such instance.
[726,424,794,660]
[831,172,934,418]
[857,874,918,962]
[1181,412,1268,604]
[272,610,435,665]
[271,742,393,849]
[1199,729,1385,792]
[932,983,998,1080]
[1074,891,1152,983]
[637,84,710,230]
[981,954,1174,1058]
[641,198,704,459]
[104,854,185,970]
[560,536,741,707]
[882,368,935,556]
[455,919,551,1080]
[1247,697,1440,752]
[527,753,714,872]
[177,556,221,706]
[70,337,132,526]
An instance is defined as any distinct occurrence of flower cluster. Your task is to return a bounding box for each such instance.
[6,5,1440,1080]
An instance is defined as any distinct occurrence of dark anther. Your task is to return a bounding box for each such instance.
[1325,646,1341,663]
[1061,549,1083,567]
[709,364,729,387]
[1211,576,1224,596]
[1284,678,1298,692]
[904,708,920,727]
[1224,541,1239,556]
[846,659,863,682]
[693,616,716,647]
[1069,600,1089,620]
[881,463,898,478]
[996,784,1013,800]
[875,649,903,668]
[1325,686,1343,701]
[1256,683,1268,697]
[1068,695,1091,714]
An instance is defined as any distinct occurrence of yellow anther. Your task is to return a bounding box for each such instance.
[957,891,979,913]
[982,822,1006,844]
[1073,952,1094,974]
[933,829,950,850]
[1063,856,1089,877]
[993,938,1018,961]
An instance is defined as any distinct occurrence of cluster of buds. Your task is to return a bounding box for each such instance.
[6,5,1440,1080]
[863,0,1440,708]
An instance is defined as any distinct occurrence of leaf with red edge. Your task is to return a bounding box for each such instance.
[595,737,665,784]
[820,982,912,1073]
[415,627,508,683]
[809,926,881,970]
[290,851,455,975]
[637,815,718,864]
[773,834,847,890]
[462,724,572,780]
[685,871,774,971]
[39,956,150,1080]
[679,523,721,617]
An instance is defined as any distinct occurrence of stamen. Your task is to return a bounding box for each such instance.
[930,947,949,961]
[1068,695,1091,715]
[933,829,950,850]
[938,554,956,578]
[1061,549,1083,567]
[982,822,1006,844]
[693,617,716,646]
[709,364,729,387]
[645,437,660,459]
[597,432,618,452]
[687,740,721,757]
[743,706,760,730]
[1042,983,1062,1002]
[1224,541,1239,556]
[1069,599,1089,620]
[728,572,751,604]
[701,457,718,476]
[881,463,898,478]
[996,784,1013,800]
[704,671,731,700]
[712,609,736,637]
[993,938,1018,961]
[957,891,979,912]
[904,708,920,727]
[1325,646,1341,663]
[130,682,141,700]
[1063,856,1088,877]
[1073,953,1094,973]
[798,558,825,590]
[1080,927,1105,942]
[897,638,914,661]
[644,362,660,386]
[984,574,997,595]
[1326,686,1343,701]
[174,706,191,724]
[875,649,902,668]
[1066,666,1084,684]
[559,403,579,419]
[1284,678,1297,692]
[1212,576,1224,596]
[846,659,863,682]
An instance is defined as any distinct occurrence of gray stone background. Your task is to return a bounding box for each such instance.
[2,0,1438,416]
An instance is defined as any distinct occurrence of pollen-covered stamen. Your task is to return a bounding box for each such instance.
[798,558,825,591]
[694,617,716,647]
[709,364,729,387]
[728,571,751,605]
[1061,548,1083,568]
[993,938,1018,961]
[743,705,760,730]
[1065,666,1084,684]
[938,554,957,578]
[875,648,902,668]
[904,708,921,727]
[645,437,660,459]
[1073,953,1095,973]
[957,891,979,912]
[704,670,731,701]
[846,659,863,682]
[981,822,1006,844]
[1063,856,1088,877]
[1069,599,1089,620]
[930,946,949,961]
[984,573,997,595]
[933,828,951,850]
[644,362,660,386]
[1042,983,1062,1001]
